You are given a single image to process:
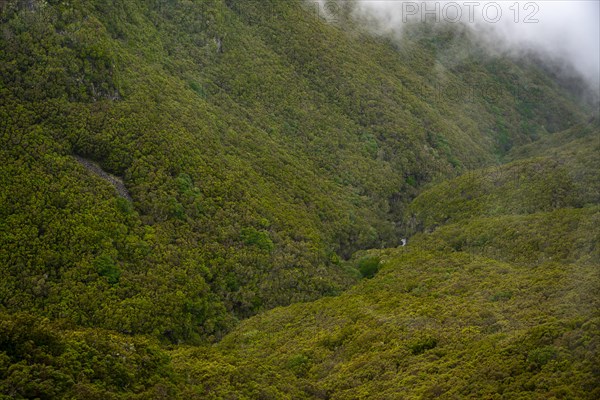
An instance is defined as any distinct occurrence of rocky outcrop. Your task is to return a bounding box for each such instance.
[74,156,132,202]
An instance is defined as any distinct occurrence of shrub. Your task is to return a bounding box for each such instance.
[357,256,381,279]
[93,254,120,284]
[410,336,438,355]
[240,227,274,252]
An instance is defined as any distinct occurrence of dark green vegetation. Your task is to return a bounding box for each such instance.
[0,0,598,398]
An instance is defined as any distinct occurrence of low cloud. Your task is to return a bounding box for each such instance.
[317,1,600,93]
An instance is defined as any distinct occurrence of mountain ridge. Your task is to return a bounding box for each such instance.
[0,0,598,398]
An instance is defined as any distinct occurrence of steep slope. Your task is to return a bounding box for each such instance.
[167,124,599,399]
[408,119,600,233]
[0,0,589,345]
[2,123,596,399]
[1,0,598,397]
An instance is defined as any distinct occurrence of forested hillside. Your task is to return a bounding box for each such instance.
[0,0,597,398]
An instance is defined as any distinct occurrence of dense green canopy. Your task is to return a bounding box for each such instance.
[0,0,597,398]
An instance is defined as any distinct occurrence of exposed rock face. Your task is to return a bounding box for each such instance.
[74,155,133,202]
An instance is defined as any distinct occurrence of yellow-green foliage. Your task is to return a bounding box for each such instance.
[162,123,599,399]
[0,312,178,399]
[0,0,598,398]
[170,248,599,399]
[409,120,599,232]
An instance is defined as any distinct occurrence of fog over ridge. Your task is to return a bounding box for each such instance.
[326,1,600,94]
